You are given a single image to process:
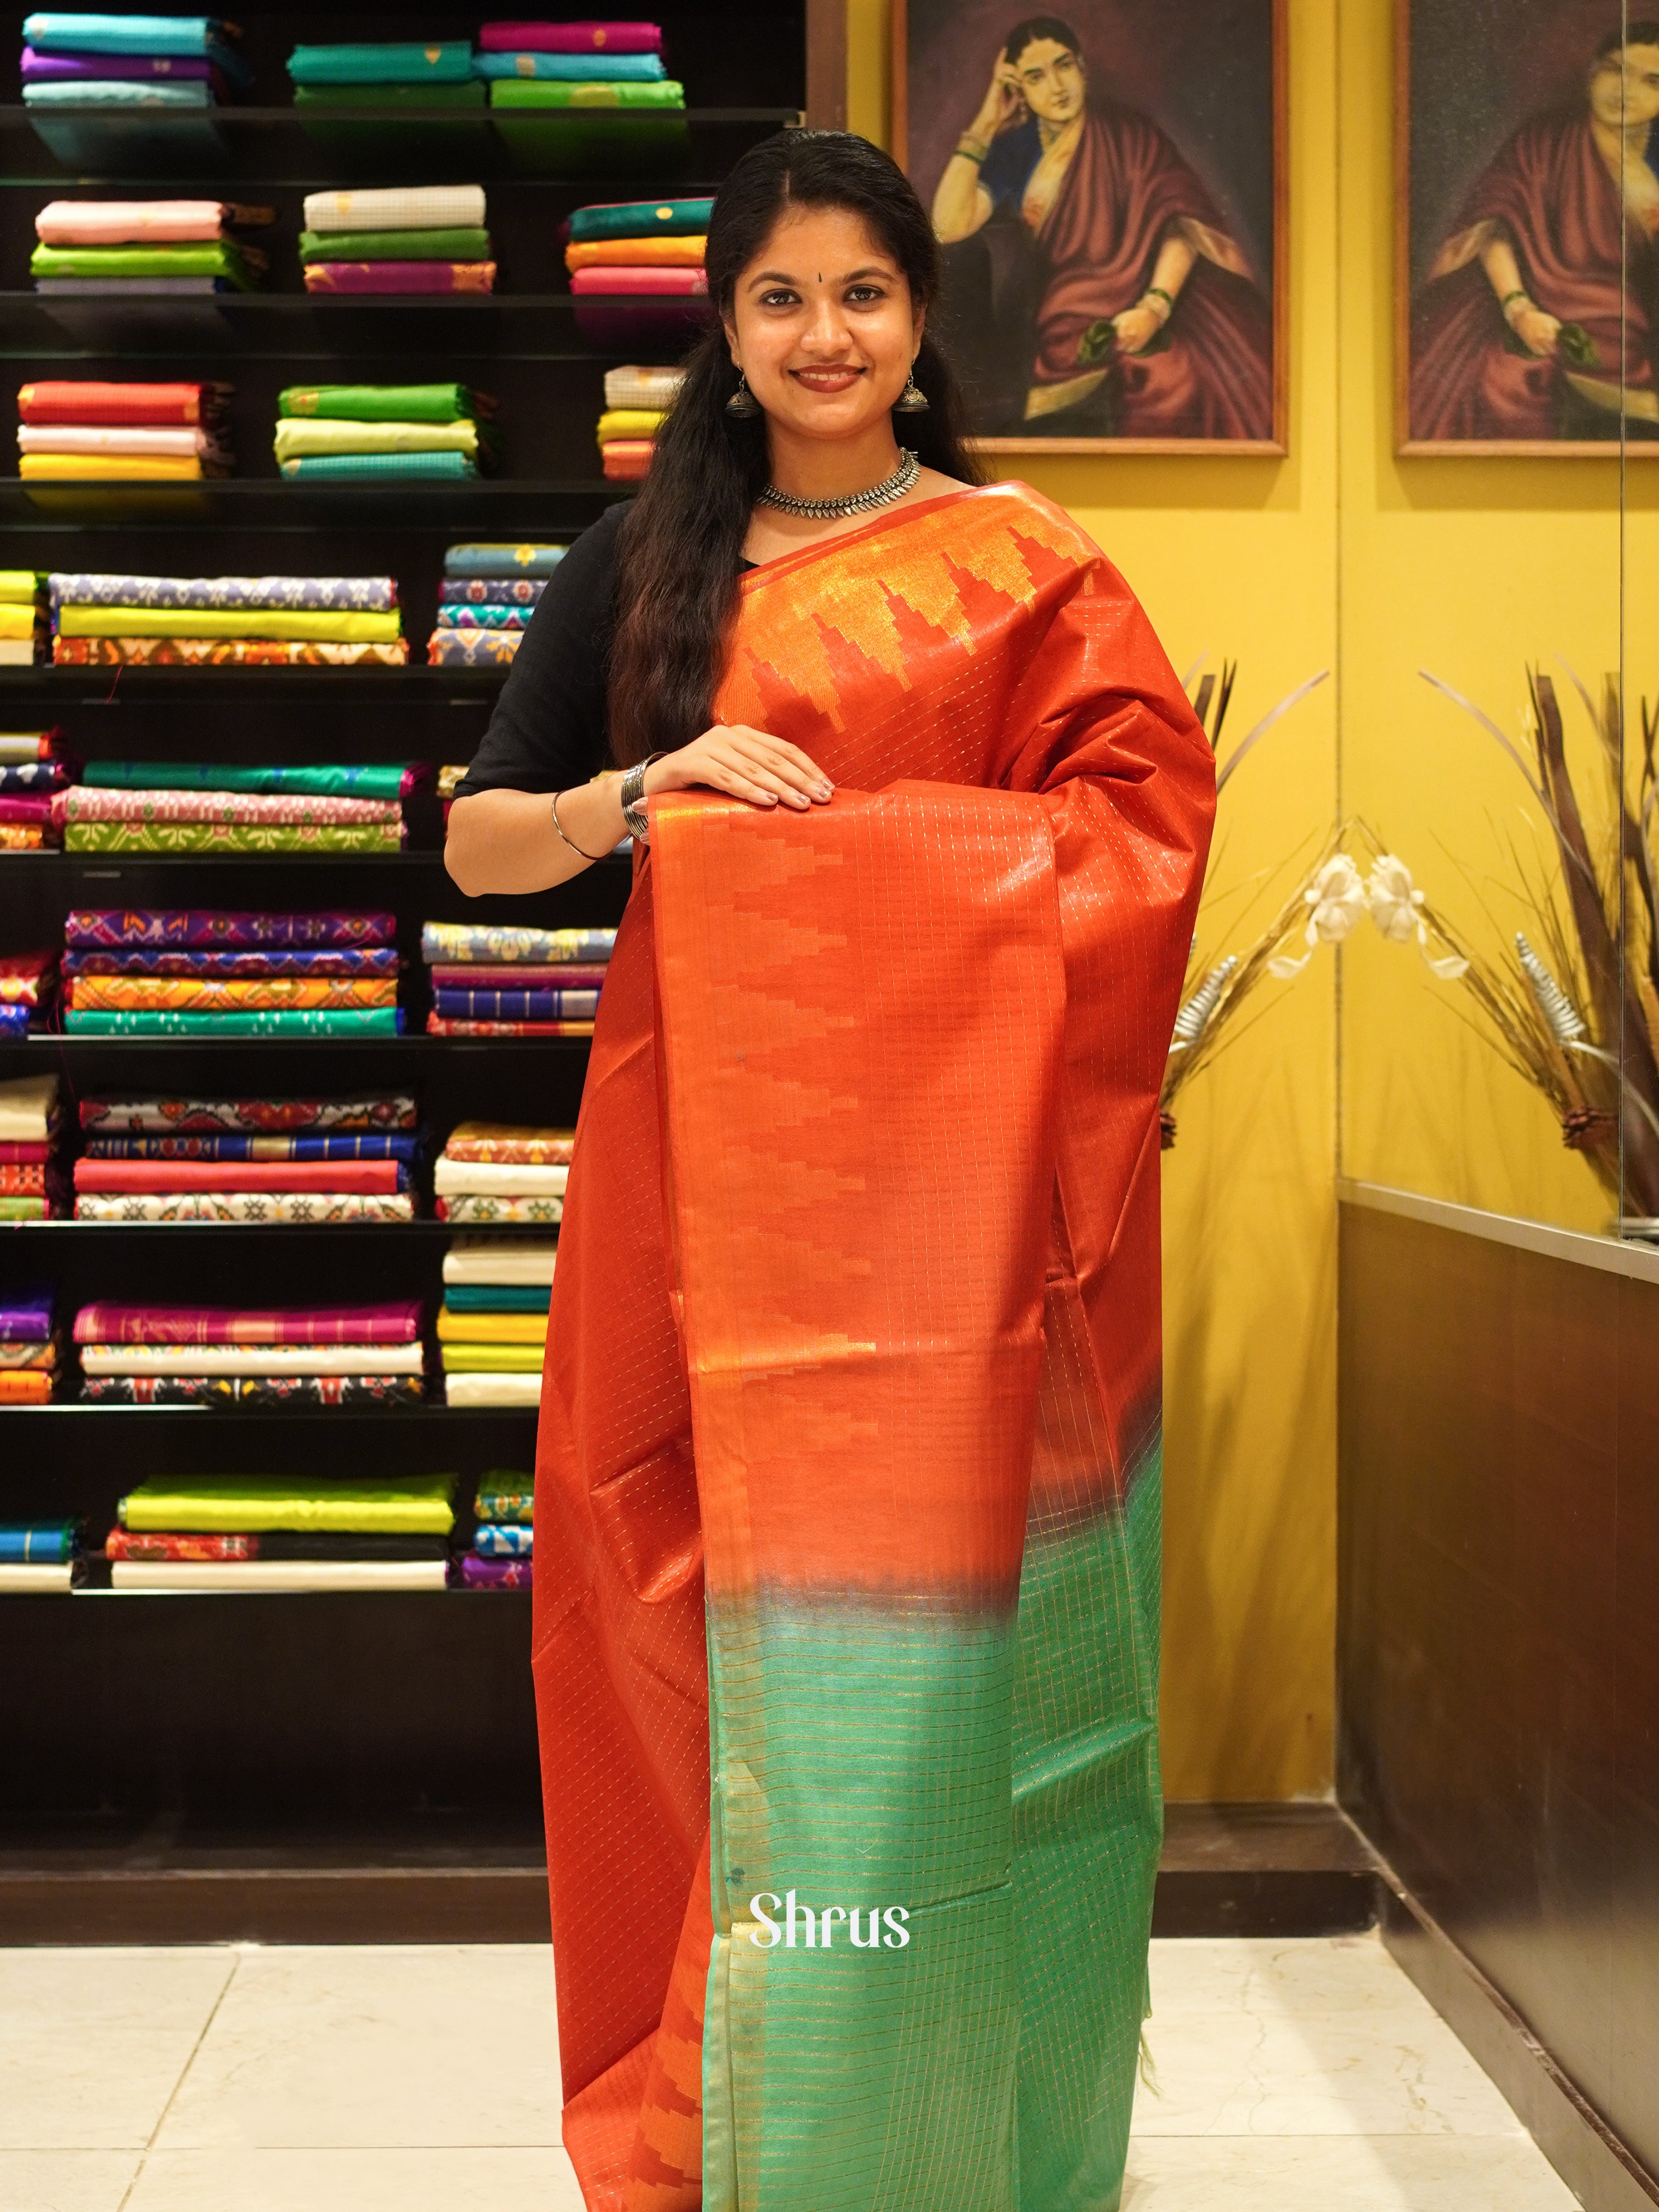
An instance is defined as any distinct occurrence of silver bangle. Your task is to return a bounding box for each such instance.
[550,787,607,863]
[619,752,663,842]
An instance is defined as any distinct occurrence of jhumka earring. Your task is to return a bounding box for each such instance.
[725,370,761,417]
[894,372,930,414]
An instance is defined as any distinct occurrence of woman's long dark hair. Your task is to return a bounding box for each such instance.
[607,129,981,766]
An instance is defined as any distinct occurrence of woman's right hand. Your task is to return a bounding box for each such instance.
[972,57,1023,140]
[642,725,833,810]
[1513,306,1562,358]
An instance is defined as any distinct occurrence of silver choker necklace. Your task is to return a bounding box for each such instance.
[757,448,919,520]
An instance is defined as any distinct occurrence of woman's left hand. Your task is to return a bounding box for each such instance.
[1110,306,1164,357]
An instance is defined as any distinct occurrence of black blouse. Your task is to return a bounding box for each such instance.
[452,504,754,798]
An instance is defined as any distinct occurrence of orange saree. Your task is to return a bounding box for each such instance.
[532,480,1214,2212]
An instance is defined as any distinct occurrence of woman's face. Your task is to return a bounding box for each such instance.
[724,206,920,445]
[1590,42,1659,130]
[1009,37,1086,127]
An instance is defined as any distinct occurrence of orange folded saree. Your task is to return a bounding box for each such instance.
[533,481,1215,2212]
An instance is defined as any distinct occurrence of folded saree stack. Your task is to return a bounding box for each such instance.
[47,568,405,670]
[299,184,495,296]
[76,1301,427,1408]
[454,1471,533,1587]
[105,1474,455,1590]
[482,19,683,112]
[0,1520,80,1590]
[567,194,708,347]
[426,541,563,665]
[32,198,272,300]
[0,950,60,1044]
[0,572,48,665]
[0,1074,65,1222]
[286,36,483,112]
[276,383,496,484]
[436,1121,571,1231]
[598,362,683,480]
[63,909,403,1038]
[1,729,75,845]
[441,1235,555,1407]
[422,919,612,1035]
[65,747,422,854]
[20,13,253,110]
[74,1081,417,1220]
[0,1283,61,1404]
[19,380,233,486]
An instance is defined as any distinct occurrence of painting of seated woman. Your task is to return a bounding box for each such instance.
[1403,9,1659,450]
[896,0,1283,450]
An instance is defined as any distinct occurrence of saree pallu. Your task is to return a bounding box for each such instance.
[74,1190,414,1223]
[534,482,1213,2212]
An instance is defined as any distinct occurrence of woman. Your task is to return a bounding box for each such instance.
[1411,24,1659,442]
[447,129,1212,2212]
[932,14,1273,438]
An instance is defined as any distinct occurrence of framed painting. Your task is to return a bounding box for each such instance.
[892,0,1287,454]
[1397,2,1659,455]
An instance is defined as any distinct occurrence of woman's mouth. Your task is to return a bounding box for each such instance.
[791,367,864,394]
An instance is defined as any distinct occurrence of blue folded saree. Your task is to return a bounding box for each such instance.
[280,452,477,482]
[472,50,665,80]
[24,80,212,106]
[22,14,251,83]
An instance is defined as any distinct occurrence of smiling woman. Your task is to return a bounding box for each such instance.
[444,129,1214,2212]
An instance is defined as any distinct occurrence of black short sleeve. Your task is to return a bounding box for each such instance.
[451,503,626,798]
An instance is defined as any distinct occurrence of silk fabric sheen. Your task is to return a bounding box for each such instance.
[533,483,1214,2212]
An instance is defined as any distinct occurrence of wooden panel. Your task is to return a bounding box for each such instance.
[1339,1200,1658,2187]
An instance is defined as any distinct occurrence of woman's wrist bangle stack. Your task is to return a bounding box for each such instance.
[1500,289,1533,326]
[550,787,608,863]
[956,134,990,164]
[1140,286,1175,324]
[619,752,664,843]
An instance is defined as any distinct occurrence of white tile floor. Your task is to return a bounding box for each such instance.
[0,1934,1579,2211]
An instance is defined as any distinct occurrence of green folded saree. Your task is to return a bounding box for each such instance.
[60,606,402,642]
[278,382,488,421]
[298,227,492,262]
[286,41,475,84]
[121,1475,455,1534]
[490,77,686,107]
[295,80,487,108]
[30,241,262,291]
[84,762,414,799]
[65,1006,402,1032]
[65,822,403,855]
[280,452,477,481]
[272,419,478,461]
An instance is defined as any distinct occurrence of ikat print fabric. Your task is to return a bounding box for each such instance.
[48,573,397,611]
[65,908,393,947]
[77,1088,413,1130]
[72,1190,414,1222]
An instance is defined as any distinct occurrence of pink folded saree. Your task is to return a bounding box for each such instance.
[302,262,496,295]
[569,264,705,295]
[73,1160,402,1195]
[75,1303,422,1345]
[479,20,661,52]
[34,201,262,246]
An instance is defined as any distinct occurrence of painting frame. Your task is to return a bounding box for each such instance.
[891,0,1289,456]
[1395,0,1652,458]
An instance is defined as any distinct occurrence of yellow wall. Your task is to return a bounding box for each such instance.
[849,0,1342,1798]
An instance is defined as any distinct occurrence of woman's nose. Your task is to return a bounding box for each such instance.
[799,296,853,353]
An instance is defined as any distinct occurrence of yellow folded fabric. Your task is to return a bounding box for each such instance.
[0,571,41,603]
[441,1342,546,1372]
[19,454,204,481]
[272,417,479,461]
[0,605,38,640]
[436,1308,550,1344]
[59,606,404,643]
[565,235,706,271]
[595,409,666,445]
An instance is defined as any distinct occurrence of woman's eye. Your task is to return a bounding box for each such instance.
[760,289,798,308]
[846,286,884,304]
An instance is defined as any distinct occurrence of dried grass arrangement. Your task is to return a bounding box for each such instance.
[1413,663,1659,1226]
[1160,659,1333,1148]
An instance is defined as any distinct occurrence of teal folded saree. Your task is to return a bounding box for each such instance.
[287,41,475,84]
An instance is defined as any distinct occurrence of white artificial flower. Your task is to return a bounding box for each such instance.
[1304,854,1367,945]
[1365,853,1426,944]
